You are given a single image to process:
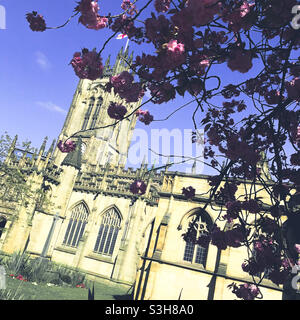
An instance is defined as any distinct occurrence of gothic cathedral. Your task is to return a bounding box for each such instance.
[0,48,282,300]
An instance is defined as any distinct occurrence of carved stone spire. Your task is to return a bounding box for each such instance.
[5,134,18,164]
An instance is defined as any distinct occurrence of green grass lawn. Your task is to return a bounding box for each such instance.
[3,276,132,300]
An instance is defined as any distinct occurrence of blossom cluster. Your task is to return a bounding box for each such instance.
[130,180,147,195]
[70,49,104,81]
[228,282,260,300]
[241,235,294,286]
[105,71,144,103]
[154,0,171,13]
[210,224,247,250]
[121,0,137,16]
[26,12,46,32]
[57,140,77,153]
[107,102,127,120]
[182,186,196,199]
[135,109,154,125]
[75,0,108,30]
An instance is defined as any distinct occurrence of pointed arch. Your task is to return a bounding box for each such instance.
[63,201,89,247]
[68,200,90,216]
[97,204,123,221]
[93,206,122,256]
[178,207,213,231]
[179,207,213,268]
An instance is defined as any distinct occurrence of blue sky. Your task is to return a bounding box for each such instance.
[0,1,295,175]
[0,0,210,173]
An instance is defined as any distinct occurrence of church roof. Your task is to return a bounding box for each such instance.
[61,137,82,171]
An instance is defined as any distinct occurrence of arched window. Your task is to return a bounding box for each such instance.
[90,97,103,129]
[0,216,7,238]
[82,97,95,130]
[94,207,121,256]
[63,202,89,247]
[182,211,212,267]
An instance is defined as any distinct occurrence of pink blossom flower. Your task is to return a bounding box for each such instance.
[259,218,278,234]
[145,14,171,43]
[162,40,186,69]
[224,201,242,221]
[222,1,255,32]
[227,48,253,73]
[197,234,211,248]
[264,90,281,105]
[211,226,228,250]
[290,152,300,166]
[57,140,77,153]
[268,269,289,286]
[182,186,196,199]
[111,14,141,39]
[107,102,127,120]
[106,71,144,103]
[166,40,185,54]
[70,49,104,80]
[270,205,281,218]
[130,180,147,195]
[229,282,260,300]
[186,0,221,27]
[286,77,300,101]
[149,82,176,104]
[242,258,263,276]
[135,110,154,125]
[242,199,261,213]
[26,12,46,32]
[75,0,108,30]
[154,0,171,13]
[121,0,137,15]
[225,225,246,248]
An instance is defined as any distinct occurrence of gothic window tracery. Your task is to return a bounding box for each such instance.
[94,207,121,256]
[63,202,89,247]
[182,211,212,267]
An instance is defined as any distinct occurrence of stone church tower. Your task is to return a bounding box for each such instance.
[0,47,163,286]
[53,46,137,168]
